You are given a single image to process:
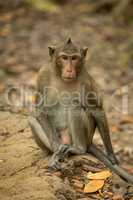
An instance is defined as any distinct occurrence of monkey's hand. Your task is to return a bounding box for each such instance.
[49,145,85,170]
[63,146,85,157]
[48,158,61,171]
[48,144,69,170]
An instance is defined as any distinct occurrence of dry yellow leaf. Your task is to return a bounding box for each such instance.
[0,83,5,93]
[111,125,119,133]
[87,170,112,180]
[84,179,104,193]
[27,95,36,103]
[120,115,133,124]
[113,194,124,200]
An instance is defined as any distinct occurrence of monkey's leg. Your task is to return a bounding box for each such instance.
[85,112,133,183]
[49,110,86,161]
[92,109,118,164]
[49,109,87,159]
[89,144,133,184]
[67,109,88,154]
[29,116,70,170]
[29,116,52,151]
[62,110,96,156]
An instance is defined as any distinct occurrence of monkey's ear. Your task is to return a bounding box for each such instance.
[80,47,88,58]
[48,46,56,57]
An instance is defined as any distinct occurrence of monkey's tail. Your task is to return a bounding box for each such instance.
[89,144,133,184]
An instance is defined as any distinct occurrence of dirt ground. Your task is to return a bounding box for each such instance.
[0,2,133,200]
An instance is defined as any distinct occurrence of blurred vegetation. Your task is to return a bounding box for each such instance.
[26,0,60,12]
[0,0,133,23]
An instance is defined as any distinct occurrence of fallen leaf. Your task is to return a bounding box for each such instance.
[52,171,61,177]
[8,43,17,50]
[76,188,83,193]
[87,170,112,180]
[111,125,120,133]
[120,115,133,124]
[0,13,13,22]
[113,193,124,200]
[26,95,36,104]
[0,24,11,37]
[73,179,83,189]
[84,179,104,193]
[6,57,17,66]
[0,83,5,93]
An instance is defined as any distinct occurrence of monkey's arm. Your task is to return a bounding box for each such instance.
[29,67,69,169]
[29,110,59,152]
[83,79,118,164]
[82,81,133,183]
[33,66,63,152]
[29,110,70,170]
[91,108,118,164]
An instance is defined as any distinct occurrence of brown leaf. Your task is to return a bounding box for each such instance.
[25,95,36,107]
[113,194,124,200]
[0,13,13,22]
[52,171,61,177]
[120,115,133,124]
[6,57,17,66]
[84,179,104,193]
[111,125,120,133]
[73,179,83,189]
[87,170,112,180]
[0,83,5,93]
[0,24,11,37]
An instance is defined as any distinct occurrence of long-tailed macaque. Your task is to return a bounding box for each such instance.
[29,38,133,184]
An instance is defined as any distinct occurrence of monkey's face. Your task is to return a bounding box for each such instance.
[56,52,81,82]
[48,38,88,82]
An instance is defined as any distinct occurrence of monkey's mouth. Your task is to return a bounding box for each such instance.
[62,77,76,81]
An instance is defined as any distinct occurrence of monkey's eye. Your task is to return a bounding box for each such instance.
[61,55,68,60]
[72,56,78,60]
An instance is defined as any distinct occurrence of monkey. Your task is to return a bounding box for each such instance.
[29,38,133,184]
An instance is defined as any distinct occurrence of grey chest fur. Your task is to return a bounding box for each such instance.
[44,90,82,130]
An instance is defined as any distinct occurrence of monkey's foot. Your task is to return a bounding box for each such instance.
[48,159,62,171]
[48,144,70,171]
